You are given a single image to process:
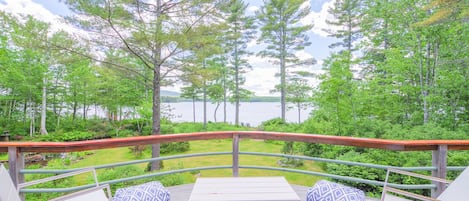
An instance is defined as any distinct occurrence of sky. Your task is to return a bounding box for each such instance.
[0,0,338,96]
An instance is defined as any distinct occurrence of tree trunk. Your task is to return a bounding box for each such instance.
[192,96,196,123]
[223,67,227,123]
[280,56,286,121]
[203,59,207,129]
[52,81,57,115]
[83,83,87,120]
[151,66,161,170]
[29,101,35,137]
[297,102,301,124]
[40,77,48,135]
[150,0,162,171]
[7,100,15,119]
[280,23,287,121]
[203,84,207,128]
[72,91,77,120]
[417,37,429,124]
[214,102,220,122]
[23,101,27,125]
[234,38,240,126]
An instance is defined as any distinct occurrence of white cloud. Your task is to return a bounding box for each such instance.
[301,0,337,37]
[247,5,259,13]
[317,59,324,67]
[245,66,278,96]
[294,50,314,60]
[0,0,78,34]
[300,1,310,10]
[247,38,257,48]
[244,53,325,96]
[244,55,277,96]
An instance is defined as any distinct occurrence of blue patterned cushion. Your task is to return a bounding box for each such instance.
[306,180,365,201]
[114,181,170,201]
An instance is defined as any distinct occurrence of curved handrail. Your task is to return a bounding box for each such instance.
[21,151,458,194]
[2,131,469,198]
[1,131,469,152]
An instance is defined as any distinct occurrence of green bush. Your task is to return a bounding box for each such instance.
[146,161,164,171]
[36,131,95,142]
[161,142,190,154]
[260,118,303,132]
[97,166,143,192]
[24,160,75,201]
[172,122,249,133]
[157,173,185,186]
[0,118,28,136]
[325,151,385,194]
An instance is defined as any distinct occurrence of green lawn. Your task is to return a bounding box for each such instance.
[66,139,323,187]
[0,153,7,161]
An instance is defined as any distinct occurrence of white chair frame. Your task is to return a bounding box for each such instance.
[381,167,469,201]
[1,164,112,201]
[381,168,450,201]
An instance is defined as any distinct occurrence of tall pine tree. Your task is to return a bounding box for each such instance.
[222,0,256,126]
[257,0,312,121]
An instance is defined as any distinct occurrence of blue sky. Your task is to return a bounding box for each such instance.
[32,0,70,16]
[0,0,337,96]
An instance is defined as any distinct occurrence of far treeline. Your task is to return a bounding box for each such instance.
[0,0,467,172]
[162,94,280,103]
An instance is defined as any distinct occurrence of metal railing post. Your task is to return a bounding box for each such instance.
[431,144,447,198]
[8,146,25,200]
[232,134,239,177]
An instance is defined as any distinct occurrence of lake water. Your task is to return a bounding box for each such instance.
[164,102,312,127]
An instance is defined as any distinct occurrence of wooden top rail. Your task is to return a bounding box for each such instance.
[1,131,469,153]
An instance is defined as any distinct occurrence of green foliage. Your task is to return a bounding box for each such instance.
[157,173,185,186]
[382,123,469,140]
[313,51,356,135]
[160,142,190,154]
[326,151,384,193]
[0,118,29,136]
[326,0,362,51]
[257,0,313,121]
[172,122,248,133]
[146,161,164,172]
[97,166,143,192]
[260,118,303,132]
[23,159,79,201]
[36,131,96,142]
[277,158,304,168]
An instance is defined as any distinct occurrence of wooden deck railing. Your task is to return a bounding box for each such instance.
[1,131,469,198]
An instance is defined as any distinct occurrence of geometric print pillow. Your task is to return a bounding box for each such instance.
[114,181,170,201]
[306,180,365,201]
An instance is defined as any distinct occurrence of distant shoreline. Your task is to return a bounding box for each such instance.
[161,96,281,103]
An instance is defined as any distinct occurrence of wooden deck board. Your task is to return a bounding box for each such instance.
[167,183,379,201]
[188,177,301,201]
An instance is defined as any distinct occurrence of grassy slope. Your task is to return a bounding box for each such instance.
[69,139,323,187]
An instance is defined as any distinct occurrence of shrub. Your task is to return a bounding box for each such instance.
[157,173,185,186]
[160,142,190,154]
[146,161,164,171]
[36,131,95,142]
[97,166,143,192]
[325,151,385,193]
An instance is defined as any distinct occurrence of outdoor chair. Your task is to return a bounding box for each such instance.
[0,164,112,201]
[306,180,366,201]
[381,166,469,201]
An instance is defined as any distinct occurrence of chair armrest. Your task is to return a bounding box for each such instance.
[387,169,451,184]
[381,168,451,201]
[49,184,112,201]
[18,168,99,190]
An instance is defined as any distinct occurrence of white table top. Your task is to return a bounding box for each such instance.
[188,177,301,201]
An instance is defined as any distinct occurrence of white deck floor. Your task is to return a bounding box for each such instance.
[167,183,380,201]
